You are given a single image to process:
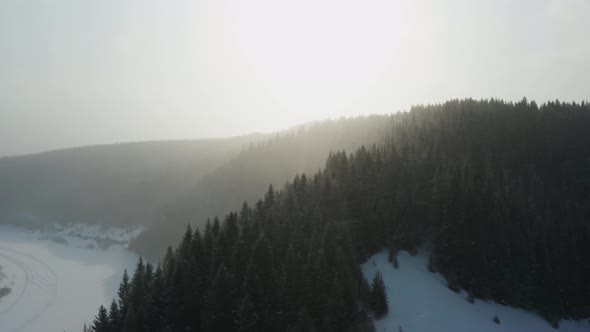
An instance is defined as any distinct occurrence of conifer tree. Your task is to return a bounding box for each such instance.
[370,272,389,318]
[92,305,110,332]
[128,258,146,310]
[146,264,166,331]
[203,264,237,331]
[117,270,130,322]
[122,304,138,332]
[108,299,120,331]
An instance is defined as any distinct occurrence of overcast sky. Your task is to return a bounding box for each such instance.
[1,0,588,156]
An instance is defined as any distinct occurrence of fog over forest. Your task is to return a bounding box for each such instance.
[1,1,590,332]
[1,0,589,156]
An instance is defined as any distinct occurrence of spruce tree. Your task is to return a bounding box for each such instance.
[122,304,138,332]
[146,264,166,331]
[108,299,120,331]
[203,264,237,331]
[370,272,389,318]
[117,270,130,319]
[92,305,110,332]
[360,277,372,310]
[128,258,146,309]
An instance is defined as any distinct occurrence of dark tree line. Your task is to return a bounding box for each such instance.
[90,181,377,332]
[89,98,590,331]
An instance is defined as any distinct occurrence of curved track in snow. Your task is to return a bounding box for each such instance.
[0,247,58,332]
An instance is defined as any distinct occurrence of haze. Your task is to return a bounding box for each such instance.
[1,0,588,156]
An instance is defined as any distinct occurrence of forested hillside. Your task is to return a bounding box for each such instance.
[0,135,261,227]
[132,116,399,258]
[91,99,590,331]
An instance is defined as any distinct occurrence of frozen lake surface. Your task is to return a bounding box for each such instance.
[0,225,138,332]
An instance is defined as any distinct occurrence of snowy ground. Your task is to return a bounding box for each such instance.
[0,263,15,300]
[362,250,590,332]
[0,225,138,332]
[39,223,145,249]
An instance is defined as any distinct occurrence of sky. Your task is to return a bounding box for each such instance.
[0,0,589,156]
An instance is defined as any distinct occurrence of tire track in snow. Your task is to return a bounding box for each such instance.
[0,246,58,332]
[0,253,28,314]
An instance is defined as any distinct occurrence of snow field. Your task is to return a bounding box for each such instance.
[361,250,590,332]
[0,225,138,332]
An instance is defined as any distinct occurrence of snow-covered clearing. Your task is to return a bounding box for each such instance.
[0,225,138,332]
[362,250,590,332]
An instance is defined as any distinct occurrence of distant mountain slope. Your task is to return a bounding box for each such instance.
[0,135,263,228]
[132,115,399,257]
